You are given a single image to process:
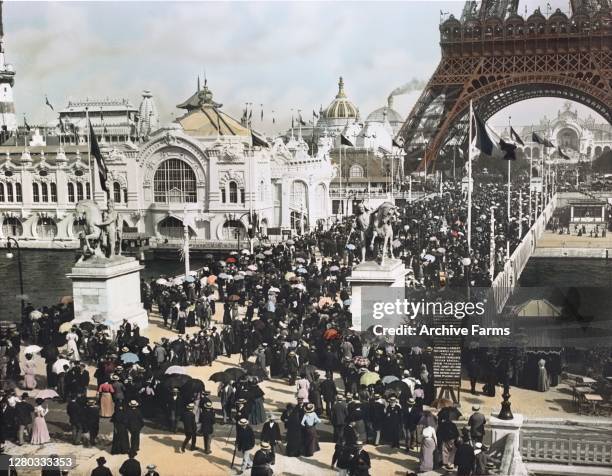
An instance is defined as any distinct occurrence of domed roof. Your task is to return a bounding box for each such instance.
[323,77,359,120]
[366,95,404,124]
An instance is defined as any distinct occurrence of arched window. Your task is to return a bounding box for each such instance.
[86,182,91,199]
[36,217,57,238]
[113,182,121,203]
[154,159,197,203]
[7,182,13,202]
[32,183,40,202]
[2,217,22,237]
[77,182,84,201]
[349,164,364,178]
[41,183,49,202]
[68,183,75,202]
[158,216,194,239]
[15,183,21,202]
[0,182,4,202]
[229,181,238,203]
[50,183,57,203]
[222,220,246,240]
[290,181,307,208]
[123,188,128,204]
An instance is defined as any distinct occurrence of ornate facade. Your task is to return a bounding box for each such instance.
[0,82,334,247]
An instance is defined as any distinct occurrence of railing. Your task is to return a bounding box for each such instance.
[153,239,241,250]
[329,190,426,200]
[491,194,558,312]
[521,435,612,467]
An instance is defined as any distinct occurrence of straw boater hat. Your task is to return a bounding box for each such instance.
[111,374,119,381]
[128,400,139,407]
[408,398,416,405]
[238,418,248,426]
[260,441,271,450]
[305,403,315,413]
[472,405,480,411]
[146,464,157,470]
[186,402,195,409]
[336,394,344,401]
[474,442,483,455]
[205,401,212,408]
[121,347,130,353]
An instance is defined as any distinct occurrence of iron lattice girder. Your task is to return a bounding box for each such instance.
[398,48,612,168]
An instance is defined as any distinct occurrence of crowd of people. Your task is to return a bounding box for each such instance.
[0,178,559,476]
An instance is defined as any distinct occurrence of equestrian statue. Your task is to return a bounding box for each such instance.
[75,199,123,261]
[349,201,399,264]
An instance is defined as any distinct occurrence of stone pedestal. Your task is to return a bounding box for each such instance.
[490,413,524,453]
[347,258,408,331]
[67,256,148,330]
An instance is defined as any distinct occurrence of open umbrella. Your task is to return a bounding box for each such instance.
[233,275,244,281]
[182,378,205,397]
[79,322,95,332]
[381,375,399,385]
[29,310,43,320]
[207,275,217,285]
[323,328,340,340]
[184,275,196,283]
[24,344,43,354]
[92,314,105,324]
[329,265,340,272]
[247,265,258,271]
[52,359,71,374]
[218,273,231,280]
[255,253,265,259]
[295,257,306,263]
[297,267,307,274]
[263,250,273,256]
[360,371,380,386]
[172,276,184,286]
[423,254,436,263]
[268,286,280,294]
[385,380,409,395]
[353,356,370,368]
[226,257,237,263]
[165,365,188,375]
[346,244,356,250]
[284,272,296,280]
[227,294,241,302]
[156,278,169,285]
[224,367,246,381]
[163,373,191,389]
[35,389,59,400]
[120,352,139,364]
[59,322,74,333]
[210,372,231,383]
[135,336,150,347]
[240,362,268,380]
[438,406,462,421]
[59,295,73,305]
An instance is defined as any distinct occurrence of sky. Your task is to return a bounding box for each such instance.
[3,0,606,135]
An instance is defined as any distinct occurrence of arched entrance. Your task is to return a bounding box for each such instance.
[557,127,579,151]
[2,217,22,237]
[36,217,58,239]
[222,220,246,241]
[158,216,195,240]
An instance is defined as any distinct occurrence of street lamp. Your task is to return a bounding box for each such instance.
[6,237,25,318]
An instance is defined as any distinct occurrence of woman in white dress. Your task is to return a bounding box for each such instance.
[65,330,80,361]
[22,353,37,390]
[296,373,310,402]
[31,398,51,445]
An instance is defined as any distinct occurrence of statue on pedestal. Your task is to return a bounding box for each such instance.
[75,200,122,261]
[350,201,400,264]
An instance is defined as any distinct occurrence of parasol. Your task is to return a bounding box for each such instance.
[284,272,296,280]
[92,314,105,324]
[181,378,205,397]
[263,250,273,256]
[385,380,409,395]
[227,294,241,302]
[172,277,184,286]
[247,265,258,271]
[226,257,237,263]
[268,286,280,294]
[156,278,169,286]
[346,244,356,250]
[120,352,139,364]
[295,257,306,263]
[329,265,340,272]
[323,328,340,340]
[423,254,436,263]
[352,356,370,368]
[184,275,196,283]
[24,344,43,354]
[165,365,188,375]
[207,275,217,285]
[163,373,192,389]
[297,267,307,274]
[381,375,399,385]
[438,406,462,421]
[218,273,231,280]
[29,310,43,320]
[52,359,71,374]
[360,371,380,386]
[59,295,73,305]
[255,253,265,259]
[241,249,250,255]
[59,322,73,333]
[35,389,59,400]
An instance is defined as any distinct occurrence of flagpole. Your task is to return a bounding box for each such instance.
[467,100,473,254]
[507,117,511,259]
[529,150,533,227]
[86,107,95,200]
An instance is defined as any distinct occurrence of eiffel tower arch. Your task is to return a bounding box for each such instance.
[397,0,612,171]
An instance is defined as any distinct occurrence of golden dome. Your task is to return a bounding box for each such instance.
[323,77,359,120]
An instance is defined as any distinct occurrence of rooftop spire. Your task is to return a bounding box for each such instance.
[336,76,346,98]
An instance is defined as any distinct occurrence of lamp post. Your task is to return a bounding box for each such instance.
[6,237,25,318]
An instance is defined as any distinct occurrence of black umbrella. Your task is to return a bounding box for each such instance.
[385,380,409,395]
[182,378,205,397]
[224,367,247,381]
[438,406,462,421]
[135,336,149,347]
[162,373,192,389]
[79,322,95,332]
[210,372,231,384]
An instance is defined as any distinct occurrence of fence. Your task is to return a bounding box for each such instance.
[491,194,558,312]
[521,435,612,466]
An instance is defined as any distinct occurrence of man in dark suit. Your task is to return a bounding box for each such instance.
[200,401,215,454]
[15,393,34,446]
[251,441,274,476]
[468,405,486,443]
[84,398,100,447]
[181,402,197,452]
[67,396,85,445]
[259,413,281,464]
[125,400,144,453]
[330,394,348,443]
[236,418,255,473]
[118,450,141,476]
[320,376,337,418]
[90,456,112,476]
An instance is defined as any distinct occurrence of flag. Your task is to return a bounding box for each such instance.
[248,109,252,121]
[313,109,319,119]
[58,118,65,133]
[472,111,496,156]
[251,131,269,148]
[532,131,554,148]
[272,116,275,124]
[89,121,108,192]
[24,117,31,132]
[100,108,104,122]
[45,96,54,111]
[510,126,524,146]
[340,134,353,147]
[558,146,570,160]
[298,113,306,126]
[499,138,518,160]
[260,107,263,121]
[392,136,405,148]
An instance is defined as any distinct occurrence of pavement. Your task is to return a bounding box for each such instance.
[8,304,607,476]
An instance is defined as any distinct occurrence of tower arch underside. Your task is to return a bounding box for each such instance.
[403,75,611,170]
